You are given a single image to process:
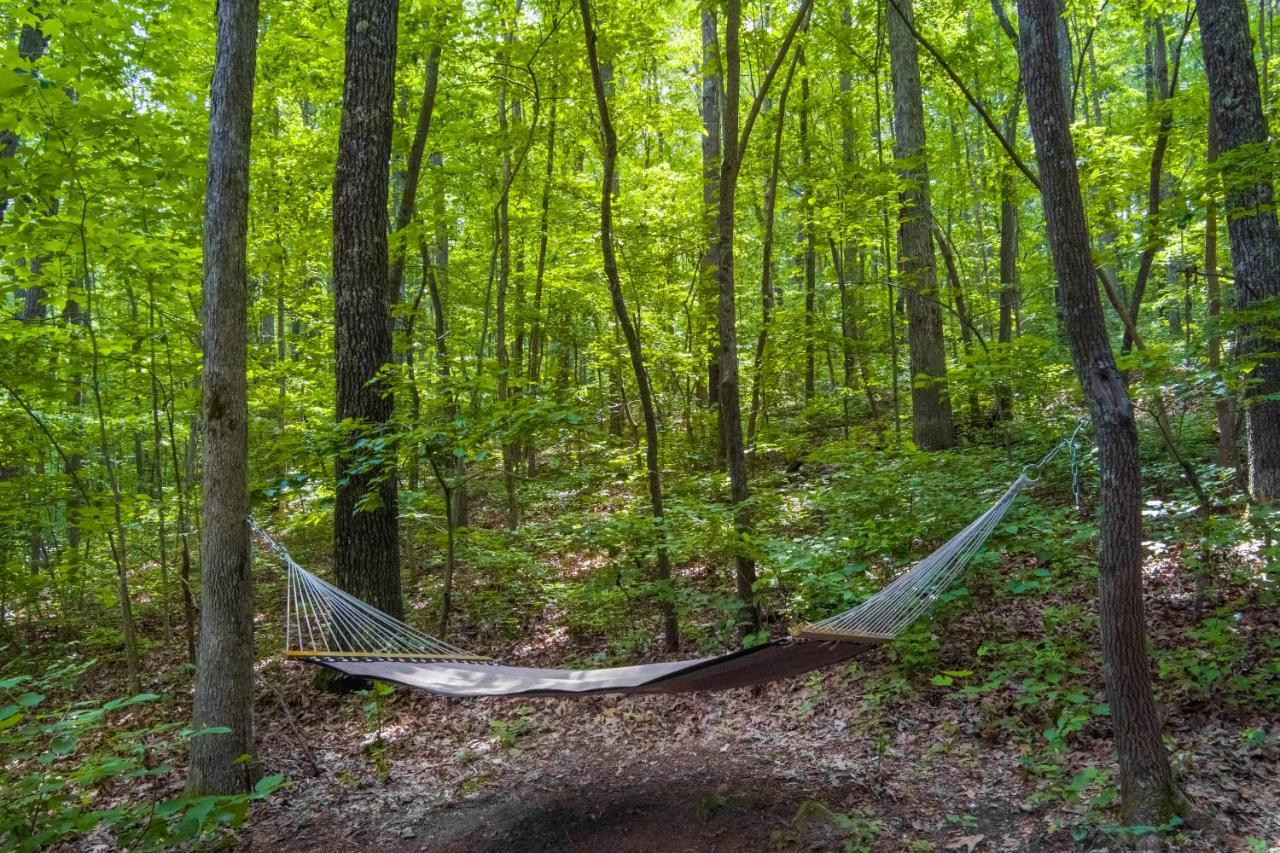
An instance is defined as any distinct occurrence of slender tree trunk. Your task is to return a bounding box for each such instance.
[932,222,979,420]
[888,0,954,449]
[147,280,173,636]
[995,85,1021,422]
[526,89,557,475]
[748,50,801,447]
[77,209,142,698]
[1122,14,1193,353]
[716,0,812,634]
[1197,0,1280,502]
[1020,0,1183,824]
[701,5,723,426]
[1204,117,1237,468]
[839,2,877,418]
[189,0,259,796]
[333,0,402,617]
[719,0,752,630]
[387,44,441,314]
[495,60,519,529]
[428,149,467,526]
[162,330,198,666]
[580,0,678,651]
[800,39,816,401]
[423,241,463,635]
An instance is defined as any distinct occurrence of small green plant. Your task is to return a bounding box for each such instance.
[0,659,285,849]
[357,680,395,778]
[789,800,884,853]
[489,705,536,748]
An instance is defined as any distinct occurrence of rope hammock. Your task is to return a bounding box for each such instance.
[254,428,1084,698]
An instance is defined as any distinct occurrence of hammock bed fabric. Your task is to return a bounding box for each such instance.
[257,432,1079,699]
[307,637,880,698]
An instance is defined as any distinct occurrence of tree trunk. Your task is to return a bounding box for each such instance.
[932,221,979,420]
[839,1,877,418]
[716,0,812,634]
[495,57,519,530]
[1197,0,1280,502]
[333,0,402,617]
[579,0,678,651]
[888,0,954,449]
[1205,117,1237,469]
[526,89,557,475]
[800,39,816,402]
[995,86,1021,422]
[1020,0,1183,824]
[1122,14,1194,354]
[701,4,723,424]
[188,0,259,796]
[387,43,441,313]
[748,49,801,447]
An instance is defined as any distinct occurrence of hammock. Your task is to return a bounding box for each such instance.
[257,433,1079,698]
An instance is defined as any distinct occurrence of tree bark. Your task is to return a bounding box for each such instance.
[701,4,723,423]
[495,47,519,530]
[888,0,954,449]
[333,0,402,617]
[800,39,816,402]
[189,0,259,797]
[1204,117,1237,469]
[1197,0,1280,502]
[995,85,1021,422]
[1121,14,1191,354]
[1020,0,1183,824]
[716,0,812,634]
[526,89,557,474]
[839,2,877,418]
[580,0,679,651]
[932,221,978,420]
[387,43,441,313]
[748,49,801,447]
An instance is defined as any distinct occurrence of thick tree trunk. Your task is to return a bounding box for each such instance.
[333,0,402,617]
[1020,0,1183,825]
[189,0,259,797]
[580,0,678,651]
[888,0,954,450]
[1197,0,1280,502]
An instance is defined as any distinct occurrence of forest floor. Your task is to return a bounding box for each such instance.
[218,550,1278,853]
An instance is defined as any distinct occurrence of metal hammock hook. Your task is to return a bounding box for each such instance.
[1022,417,1090,493]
